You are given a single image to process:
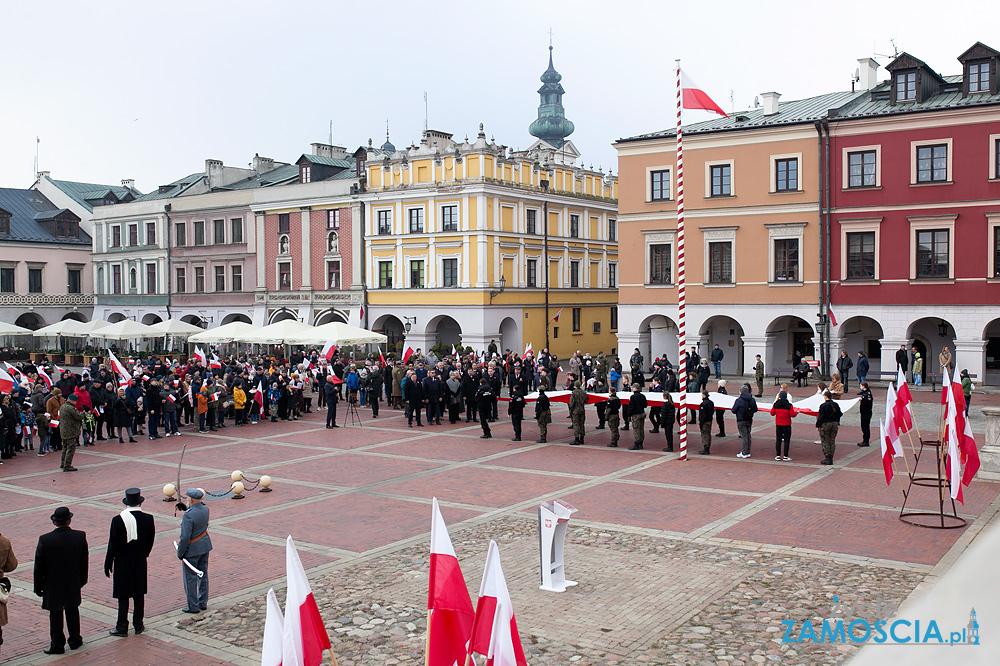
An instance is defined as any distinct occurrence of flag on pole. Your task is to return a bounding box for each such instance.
[210,354,223,370]
[378,346,386,367]
[944,393,964,504]
[523,342,532,360]
[451,344,457,357]
[0,366,14,394]
[262,588,284,666]
[890,381,913,434]
[950,373,980,485]
[828,306,839,327]
[680,69,729,117]
[940,365,951,407]
[402,346,414,365]
[194,347,207,366]
[54,363,67,375]
[426,498,475,666]
[358,305,365,322]
[467,540,527,666]
[37,367,53,389]
[321,340,337,361]
[879,419,894,487]
[253,385,264,410]
[107,348,128,377]
[283,536,332,666]
[552,308,563,323]
[3,362,22,380]
[884,384,902,448]
[896,366,913,409]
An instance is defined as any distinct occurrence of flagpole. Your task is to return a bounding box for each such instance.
[424,608,432,666]
[328,647,339,666]
[675,60,688,462]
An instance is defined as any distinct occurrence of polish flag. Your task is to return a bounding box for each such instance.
[890,380,913,434]
[467,540,527,666]
[54,364,67,375]
[402,347,415,365]
[426,498,475,666]
[681,69,728,117]
[950,373,980,486]
[451,344,457,357]
[523,342,532,360]
[107,348,129,378]
[50,418,60,429]
[896,366,913,410]
[282,536,332,666]
[378,346,387,367]
[879,419,894,487]
[0,366,14,394]
[321,340,338,362]
[253,386,264,410]
[210,354,223,370]
[37,367,53,389]
[167,394,176,402]
[3,362,21,380]
[884,384,902,449]
[194,347,207,366]
[212,392,221,402]
[944,393,964,504]
[358,305,364,323]
[828,306,839,327]
[940,365,951,407]
[262,588,284,666]
[552,308,563,323]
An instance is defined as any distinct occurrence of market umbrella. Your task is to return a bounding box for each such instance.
[240,319,315,344]
[150,319,205,337]
[187,321,260,344]
[78,320,111,335]
[283,321,387,346]
[97,320,161,340]
[32,319,92,338]
[0,322,32,335]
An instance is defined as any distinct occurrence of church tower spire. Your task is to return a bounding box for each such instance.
[528,46,575,148]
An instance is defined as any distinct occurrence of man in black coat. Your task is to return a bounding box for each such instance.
[105,488,155,637]
[33,507,88,655]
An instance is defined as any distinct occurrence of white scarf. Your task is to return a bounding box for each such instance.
[120,506,142,542]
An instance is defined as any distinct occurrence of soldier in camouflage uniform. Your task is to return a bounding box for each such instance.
[569,381,587,446]
[605,387,621,448]
[535,386,551,443]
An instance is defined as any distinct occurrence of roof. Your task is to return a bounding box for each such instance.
[48,178,143,212]
[834,75,1000,118]
[618,90,866,143]
[133,173,205,201]
[0,188,92,245]
[219,164,301,190]
[297,154,354,169]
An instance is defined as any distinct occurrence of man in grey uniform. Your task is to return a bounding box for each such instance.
[176,488,213,613]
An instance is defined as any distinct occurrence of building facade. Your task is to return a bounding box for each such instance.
[0,188,94,329]
[31,172,140,235]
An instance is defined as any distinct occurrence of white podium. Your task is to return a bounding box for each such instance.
[538,499,578,592]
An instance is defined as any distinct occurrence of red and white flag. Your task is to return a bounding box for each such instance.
[889,380,913,435]
[167,393,176,402]
[282,536,332,666]
[253,386,264,410]
[896,366,914,414]
[210,354,223,370]
[950,373,980,486]
[37,367,53,389]
[828,306,839,328]
[451,344,457,357]
[552,308,563,323]
[358,305,364,323]
[426,498,475,666]
[378,346,386,367]
[681,69,728,117]
[879,418,903,487]
[321,340,338,362]
[194,347,207,366]
[50,418,60,429]
[467,540,527,666]
[944,394,964,505]
[402,347,414,365]
[0,366,14,394]
[522,342,532,360]
[107,348,128,377]
[212,392,221,402]
[54,364,67,375]
[3,362,21,380]
[262,588,284,666]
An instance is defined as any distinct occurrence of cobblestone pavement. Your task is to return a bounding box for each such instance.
[0,388,997,665]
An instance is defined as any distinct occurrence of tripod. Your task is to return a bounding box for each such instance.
[345,393,363,427]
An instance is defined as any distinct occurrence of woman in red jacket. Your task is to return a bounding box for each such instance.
[769,390,798,461]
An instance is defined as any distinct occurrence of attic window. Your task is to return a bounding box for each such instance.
[301,165,312,183]
[55,219,79,238]
[0,213,9,234]
[969,61,991,93]
[895,71,916,101]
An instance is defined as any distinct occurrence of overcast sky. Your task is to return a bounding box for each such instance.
[0,0,992,192]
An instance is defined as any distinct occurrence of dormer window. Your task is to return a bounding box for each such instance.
[0,213,9,234]
[895,71,916,101]
[969,61,991,93]
[301,165,312,183]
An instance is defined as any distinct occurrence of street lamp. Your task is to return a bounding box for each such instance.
[489,274,506,304]
[937,320,949,337]
[403,316,417,333]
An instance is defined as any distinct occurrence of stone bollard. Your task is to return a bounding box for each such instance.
[979,407,1000,479]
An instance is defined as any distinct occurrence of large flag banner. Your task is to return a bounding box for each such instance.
[283,536,332,666]
[37,367,53,389]
[681,69,728,117]
[262,588,284,666]
[194,346,207,366]
[950,373,981,485]
[0,366,14,394]
[210,354,223,370]
[402,347,415,365]
[321,340,337,361]
[468,540,527,666]
[427,498,475,666]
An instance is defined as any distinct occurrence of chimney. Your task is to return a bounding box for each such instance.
[311,143,333,158]
[121,178,134,191]
[205,159,224,188]
[858,58,879,91]
[760,91,781,116]
[253,154,275,174]
[37,170,50,181]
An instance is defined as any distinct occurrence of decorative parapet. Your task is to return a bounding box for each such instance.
[0,294,95,306]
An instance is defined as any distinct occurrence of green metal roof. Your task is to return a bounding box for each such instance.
[0,188,91,245]
[48,178,143,212]
[298,154,353,169]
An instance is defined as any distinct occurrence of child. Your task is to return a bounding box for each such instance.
[37,411,51,455]
[20,404,36,452]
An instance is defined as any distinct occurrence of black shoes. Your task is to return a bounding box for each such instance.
[699,448,710,455]
[857,441,870,447]
[538,438,546,443]
[182,608,200,613]
[570,440,582,446]
[820,457,834,465]
[628,445,643,450]
[134,624,145,634]
[663,446,674,452]
[62,466,78,472]
[607,443,618,447]
[480,434,492,439]
[44,646,65,655]
[109,629,129,637]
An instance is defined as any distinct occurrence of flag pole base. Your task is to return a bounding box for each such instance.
[899,511,966,529]
[898,437,964,530]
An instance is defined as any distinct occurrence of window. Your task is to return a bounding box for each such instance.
[775,158,798,192]
[410,260,425,288]
[67,267,81,294]
[916,230,949,278]
[214,265,225,291]
[145,263,157,293]
[278,213,290,234]
[610,306,618,331]
[175,223,186,247]
[54,219,79,238]
[278,262,291,290]
[128,224,138,246]
[145,222,156,245]
[408,208,424,233]
[442,258,458,287]
[995,138,1000,180]
[650,170,670,200]
[526,259,537,288]
[570,214,580,238]
[377,210,392,235]
[129,267,137,290]
[593,321,601,334]
[846,232,876,280]
[969,61,991,93]
[301,165,311,183]
[848,151,877,188]
[553,326,559,339]
[327,210,340,230]
[194,220,205,245]
[570,260,580,288]
[608,262,617,288]
[0,267,13,292]
[112,225,122,248]
[0,214,8,234]
[213,219,225,244]
[572,307,581,332]
[916,144,948,183]
[231,264,242,291]
[327,260,341,289]
[649,244,671,284]
[112,265,122,294]
[194,266,205,293]
[231,218,243,243]
[995,227,1000,278]
[441,205,458,231]
[895,71,916,101]
[608,218,616,241]
[176,267,186,293]
[378,261,393,288]
[710,164,731,196]
[28,268,42,293]
[709,242,733,284]
[774,239,799,282]
[526,209,537,235]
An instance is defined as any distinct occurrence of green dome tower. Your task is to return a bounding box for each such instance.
[529,46,575,148]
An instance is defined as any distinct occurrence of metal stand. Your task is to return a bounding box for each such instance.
[899,437,966,529]
[345,395,363,427]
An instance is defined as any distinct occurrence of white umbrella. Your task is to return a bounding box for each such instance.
[283,321,387,346]
[240,319,314,344]
[187,321,259,344]
[78,320,111,335]
[32,319,92,337]
[0,322,32,335]
[150,319,205,337]
[97,320,161,340]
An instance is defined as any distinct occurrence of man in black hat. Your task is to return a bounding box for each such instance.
[33,507,88,655]
[105,488,155,636]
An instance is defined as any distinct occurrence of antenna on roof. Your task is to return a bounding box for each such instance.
[753,96,760,108]
[874,38,900,61]
[424,91,428,131]
[730,90,734,115]
[851,67,860,92]
[33,136,39,180]
[329,120,333,146]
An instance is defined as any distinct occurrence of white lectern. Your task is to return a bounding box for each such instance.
[538,499,578,592]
